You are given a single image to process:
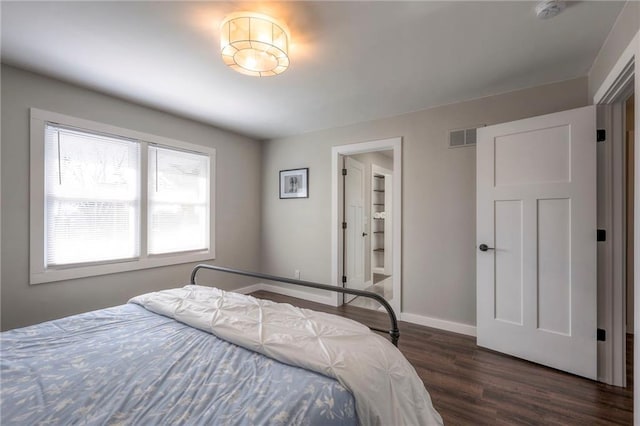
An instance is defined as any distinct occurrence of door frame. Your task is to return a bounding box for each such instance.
[597,98,633,387]
[592,30,639,404]
[331,137,402,314]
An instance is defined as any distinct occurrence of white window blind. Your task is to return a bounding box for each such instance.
[44,124,140,266]
[148,145,209,255]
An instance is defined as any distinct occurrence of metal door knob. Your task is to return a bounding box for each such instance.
[362,232,368,237]
[479,244,494,252]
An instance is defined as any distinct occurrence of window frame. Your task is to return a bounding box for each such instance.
[30,108,216,284]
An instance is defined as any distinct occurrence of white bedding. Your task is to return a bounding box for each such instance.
[130,285,443,426]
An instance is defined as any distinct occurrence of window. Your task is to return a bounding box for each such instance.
[147,146,209,255]
[45,125,141,266]
[30,109,215,284]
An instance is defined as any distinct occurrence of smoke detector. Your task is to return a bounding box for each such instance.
[535,0,566,19]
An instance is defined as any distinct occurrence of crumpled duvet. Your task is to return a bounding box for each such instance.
[129,285,443,426]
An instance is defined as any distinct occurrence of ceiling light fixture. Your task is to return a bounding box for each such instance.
[220,12,290,77]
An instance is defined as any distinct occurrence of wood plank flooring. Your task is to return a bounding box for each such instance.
[250,291,633,425]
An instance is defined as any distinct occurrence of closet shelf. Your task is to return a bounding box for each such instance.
[371,170,390,276]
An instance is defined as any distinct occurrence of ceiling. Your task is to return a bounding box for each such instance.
[1,1,625,140]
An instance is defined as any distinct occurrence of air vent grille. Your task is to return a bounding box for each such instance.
[449,126,483,148]
[450,130,465,147]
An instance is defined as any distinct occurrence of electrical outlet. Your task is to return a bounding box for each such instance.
[294,269,300,279]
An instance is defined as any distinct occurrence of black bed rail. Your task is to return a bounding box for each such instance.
[190,264,400,346]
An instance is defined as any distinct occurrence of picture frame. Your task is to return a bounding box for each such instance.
[280,168,309,199]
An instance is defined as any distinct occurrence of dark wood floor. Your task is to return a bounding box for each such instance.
[250,291,634,425]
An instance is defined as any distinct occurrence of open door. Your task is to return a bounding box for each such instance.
[476,105,597,379]
[344,156,366,303]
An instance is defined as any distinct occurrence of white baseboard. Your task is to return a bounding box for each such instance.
[232,282,336,306]
[401,312,477,337]
[232,283,264,295]
[233,283,476,337]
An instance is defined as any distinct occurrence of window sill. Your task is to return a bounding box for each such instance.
[30,251,214,285]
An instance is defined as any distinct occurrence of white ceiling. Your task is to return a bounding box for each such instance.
[1,1,624,140]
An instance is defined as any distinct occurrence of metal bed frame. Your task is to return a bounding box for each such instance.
[190,264,400,346]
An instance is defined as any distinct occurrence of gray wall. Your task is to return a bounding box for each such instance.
[1,65,263,330]
[261,77,588,326]
[588,1,639,100]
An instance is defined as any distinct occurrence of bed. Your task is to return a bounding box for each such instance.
[1,264,443,425]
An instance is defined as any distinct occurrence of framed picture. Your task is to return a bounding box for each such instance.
[280,168,309,199]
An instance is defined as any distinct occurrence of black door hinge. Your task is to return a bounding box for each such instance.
[342,222,347,229]
[342,275,347,284]
[342,168,347,176]
[597,229,606,242]
[597,129,606,142]
[597,328,606,341]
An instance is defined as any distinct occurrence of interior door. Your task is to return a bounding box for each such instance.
[345,156,366,302]
[476,105,597,379]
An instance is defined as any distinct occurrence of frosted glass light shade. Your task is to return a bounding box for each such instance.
[220,12,290,77]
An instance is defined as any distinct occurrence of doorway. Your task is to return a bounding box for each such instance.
[331,137,402,315]
[594,79,635,387]
[342,151,394,310]
[475,98,637,384]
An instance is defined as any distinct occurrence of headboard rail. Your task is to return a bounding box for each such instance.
[190,263,400,346]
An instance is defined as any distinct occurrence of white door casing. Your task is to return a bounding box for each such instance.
[476,105,597,379]
[345,157,366,302]
[331,137,402,314]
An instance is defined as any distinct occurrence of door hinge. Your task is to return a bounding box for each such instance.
[597,129,606,142]
[342,275,347,284]
[342,168,347,176]
[597,229,606,242]
[342,222,347,229]
[597,328,606,342]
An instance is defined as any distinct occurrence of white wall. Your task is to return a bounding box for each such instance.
[589,1,639,100]
[0,65,263,330]
[261,77,588,327]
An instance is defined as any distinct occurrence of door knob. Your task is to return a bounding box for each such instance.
[362,232,368,237]
[479,244,494,252]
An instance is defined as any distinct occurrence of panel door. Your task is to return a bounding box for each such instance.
[476,105,597,379]
[345,157,366,302]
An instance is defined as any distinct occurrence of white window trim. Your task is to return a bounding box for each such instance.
[29,108,216,284]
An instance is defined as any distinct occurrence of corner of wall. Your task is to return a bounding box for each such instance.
[588,1,640,101]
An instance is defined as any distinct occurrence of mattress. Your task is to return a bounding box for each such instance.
[0,303,357,425]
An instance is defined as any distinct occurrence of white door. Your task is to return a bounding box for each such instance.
[345,157,366,302]
[477,105,597,379]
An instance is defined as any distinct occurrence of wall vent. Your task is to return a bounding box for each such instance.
[449,126,483,148]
